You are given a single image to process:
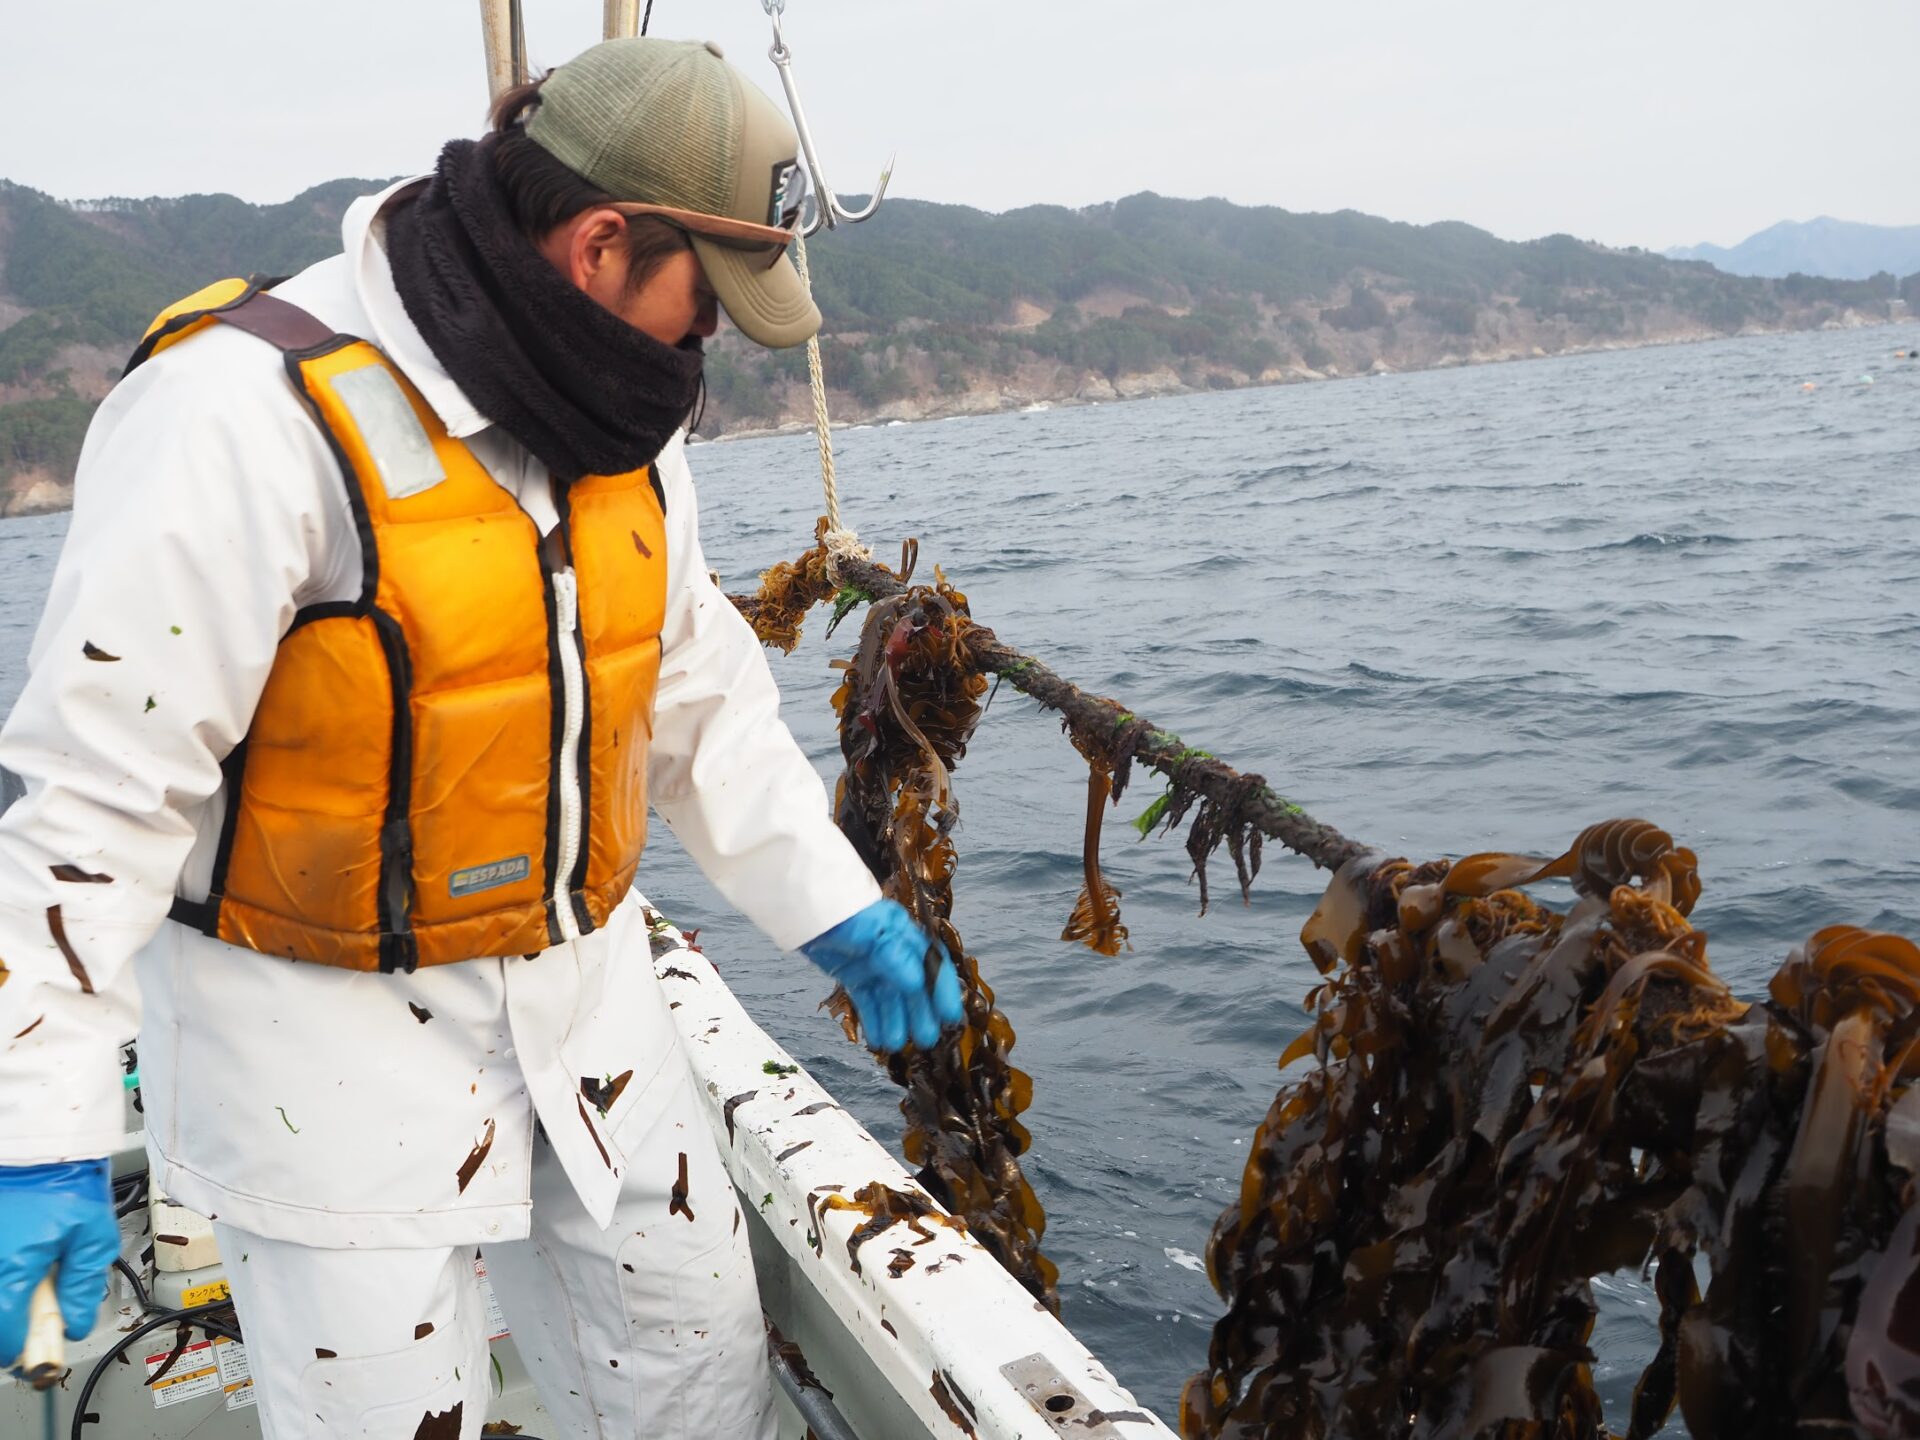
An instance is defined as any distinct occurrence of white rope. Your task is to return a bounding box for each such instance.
[789,230,870,577]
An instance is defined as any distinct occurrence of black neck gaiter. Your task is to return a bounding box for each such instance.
[384,137,704,483]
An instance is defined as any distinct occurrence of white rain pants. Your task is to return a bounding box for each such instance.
[213,1044,776,1440]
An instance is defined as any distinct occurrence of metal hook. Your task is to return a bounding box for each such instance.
[762,1,894,235]
[480,1,891,234]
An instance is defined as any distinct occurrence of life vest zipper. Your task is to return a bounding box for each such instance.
[551,569,586,943]
[371,609,418,972]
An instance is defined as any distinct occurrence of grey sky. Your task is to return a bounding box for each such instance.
[3,1,1911,251]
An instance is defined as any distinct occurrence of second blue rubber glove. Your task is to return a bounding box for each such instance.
[801,899,965,1052]
[0,1159,118,1366]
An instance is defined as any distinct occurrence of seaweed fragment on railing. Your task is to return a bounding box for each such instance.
[1182,817,1920,1440]
[824,574,1061,1311]
[817,1179,969,1276]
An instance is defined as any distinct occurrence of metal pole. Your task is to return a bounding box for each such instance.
[508,0,527,89]
[766,1334,862,1440]
[478,0,519,104]
[603,0,641,40]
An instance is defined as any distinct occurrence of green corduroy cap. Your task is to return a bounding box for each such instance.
[527,37,819,348]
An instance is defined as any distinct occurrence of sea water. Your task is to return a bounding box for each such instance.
[3,324,1916,1427]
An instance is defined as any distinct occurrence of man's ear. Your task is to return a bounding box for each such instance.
[565,207,629,292]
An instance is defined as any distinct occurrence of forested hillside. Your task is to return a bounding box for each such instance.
[0,179,379,514]
[2,176,1911,514]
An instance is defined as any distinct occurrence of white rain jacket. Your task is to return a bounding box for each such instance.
[0,178,880,1246]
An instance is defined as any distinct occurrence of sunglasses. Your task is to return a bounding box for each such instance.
[609,202,798,272]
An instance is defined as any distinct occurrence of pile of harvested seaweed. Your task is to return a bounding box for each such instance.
[1183,819,1920,1440]
[732,532,1920,1436]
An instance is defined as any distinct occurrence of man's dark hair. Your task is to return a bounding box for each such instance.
[488,73,690,294]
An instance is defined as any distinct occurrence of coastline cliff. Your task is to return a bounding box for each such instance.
[3,180,1912,516]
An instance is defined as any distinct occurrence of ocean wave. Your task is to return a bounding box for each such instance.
[1597,531,1745,551]
[1345,661,1425,683]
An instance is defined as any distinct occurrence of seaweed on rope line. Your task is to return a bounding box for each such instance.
[730,526,1363,906]
[730,528,1920,1438]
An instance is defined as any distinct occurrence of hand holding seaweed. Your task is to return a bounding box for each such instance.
[824,573,1060,1311]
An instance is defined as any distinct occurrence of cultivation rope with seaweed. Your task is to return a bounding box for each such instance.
[732,520,1920,1438]
[733,527,1367,895]
[729,519,1367,1322]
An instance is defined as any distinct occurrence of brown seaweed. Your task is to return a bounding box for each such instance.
[766,1317,833,1399]
[49,864,113,884]
[827,575,1061,1311]
[726,537,1920,1434]
[1183,818,1920,1440]
[669,1151,694,1222]
[46,904,94,994]
[453,1118,495,1196]
[1061,750,1129,956]
[931,1369,980,1436]
[724,1090,758,1145]
[580,1069,633,1117]
[728,519,844,655]
[574,1096,612,1168]
[730,536,1369,1320]
[817,1179,967,1275]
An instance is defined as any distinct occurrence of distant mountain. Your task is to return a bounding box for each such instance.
[1665,218,1920,280]
[3,178,1914,516]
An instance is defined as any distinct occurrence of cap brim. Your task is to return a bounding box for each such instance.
[688,234,820,349]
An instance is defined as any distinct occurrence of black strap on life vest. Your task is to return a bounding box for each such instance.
[209,290,337,355]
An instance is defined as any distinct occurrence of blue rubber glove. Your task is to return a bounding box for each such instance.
[801,899,965,1052]
[0,1160,117,1366]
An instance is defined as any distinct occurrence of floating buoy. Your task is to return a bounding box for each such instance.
[1801,381,1817,390]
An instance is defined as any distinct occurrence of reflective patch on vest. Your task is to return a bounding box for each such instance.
[449,855,531,898]
[329,365,447,501]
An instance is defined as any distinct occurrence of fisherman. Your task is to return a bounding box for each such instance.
[0,37,960,1439]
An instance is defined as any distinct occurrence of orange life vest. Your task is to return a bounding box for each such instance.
[130,278,669,972]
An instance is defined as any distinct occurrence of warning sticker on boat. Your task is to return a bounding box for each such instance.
[218,1337,257,1410]
[180,1278,230,1307]
[145,1334,254,1411]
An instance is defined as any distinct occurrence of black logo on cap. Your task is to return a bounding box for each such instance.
[768,159,804,229]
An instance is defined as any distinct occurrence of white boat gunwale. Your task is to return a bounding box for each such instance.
[643,897,1176,1440]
